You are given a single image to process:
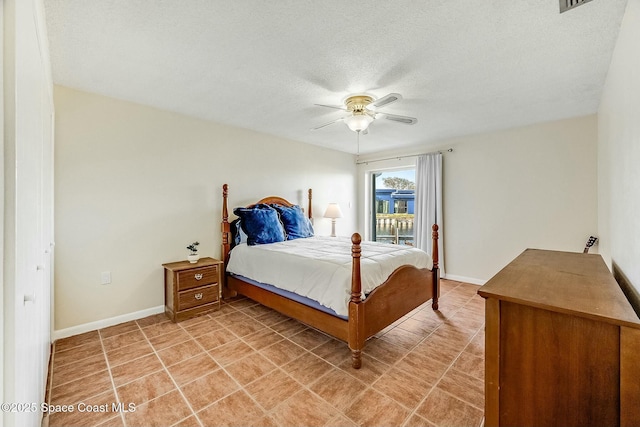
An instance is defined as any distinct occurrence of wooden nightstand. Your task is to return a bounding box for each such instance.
[162,257,223,322]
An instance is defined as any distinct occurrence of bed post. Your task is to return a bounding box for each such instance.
[349,233,364,369]
[308,189,313,223]
[221,184,230,263]
[221,184,235,297]
[432,224,440,310]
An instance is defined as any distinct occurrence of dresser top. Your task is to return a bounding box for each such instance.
[478,249,640,328]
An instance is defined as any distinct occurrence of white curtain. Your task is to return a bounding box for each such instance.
[414,153,444,275]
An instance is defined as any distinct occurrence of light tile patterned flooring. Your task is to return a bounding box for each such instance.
[45,279,485,427]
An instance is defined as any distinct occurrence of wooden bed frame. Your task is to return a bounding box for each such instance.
[220,184,440,368]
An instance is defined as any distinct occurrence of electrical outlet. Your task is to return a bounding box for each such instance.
[101,271,111,285]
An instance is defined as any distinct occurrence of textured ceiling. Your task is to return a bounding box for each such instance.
[44,0,628,155]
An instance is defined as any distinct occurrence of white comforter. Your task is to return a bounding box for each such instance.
[226,236,433,317]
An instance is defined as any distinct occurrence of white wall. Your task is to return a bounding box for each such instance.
[54,86,357,331]
[598,0,640,295]
[358,115,598,283]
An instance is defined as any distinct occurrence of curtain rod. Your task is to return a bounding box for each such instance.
[355,148,453,165]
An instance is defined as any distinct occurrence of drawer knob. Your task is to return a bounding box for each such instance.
[194,293,203,300]
[194,273,203,280]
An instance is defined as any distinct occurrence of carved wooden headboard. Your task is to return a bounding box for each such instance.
[220,184,313,267]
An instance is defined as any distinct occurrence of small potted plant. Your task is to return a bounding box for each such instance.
[186,241,200,263]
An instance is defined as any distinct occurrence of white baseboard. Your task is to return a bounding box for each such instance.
[442,274,486,286]
[52,305,165,341]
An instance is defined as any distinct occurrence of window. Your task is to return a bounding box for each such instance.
[371,168,415,245]
[394,200,408,214]
[376,199,390,214]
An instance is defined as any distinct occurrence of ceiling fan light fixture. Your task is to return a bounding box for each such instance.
[344,114,373,132]
[313,92,415,133]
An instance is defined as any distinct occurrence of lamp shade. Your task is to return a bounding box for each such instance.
[344,114,373,132]
[323,203,343,219]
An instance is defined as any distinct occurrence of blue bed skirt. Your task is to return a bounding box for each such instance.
[229,273,349,320]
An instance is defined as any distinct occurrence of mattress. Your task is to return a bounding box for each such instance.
[226,236,432,317]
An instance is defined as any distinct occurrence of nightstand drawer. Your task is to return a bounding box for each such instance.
[178,284,219,311]
[177,265,219,291]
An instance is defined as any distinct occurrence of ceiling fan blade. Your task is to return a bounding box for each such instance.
[368,93,402,110]
[311,117,344,131]
[378,112,417,125]
[314,103,348,111]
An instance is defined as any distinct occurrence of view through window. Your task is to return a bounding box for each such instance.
[372,168,415,245]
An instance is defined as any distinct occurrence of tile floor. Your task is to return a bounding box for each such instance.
[44,279,485,427]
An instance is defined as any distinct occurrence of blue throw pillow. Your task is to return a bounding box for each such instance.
[271,204,314,240]
[233,204,286,245]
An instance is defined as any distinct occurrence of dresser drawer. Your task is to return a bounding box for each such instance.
[177,265,219,291]
[178,284,219,311]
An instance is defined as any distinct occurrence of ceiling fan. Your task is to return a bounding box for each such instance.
[311,93,417,134]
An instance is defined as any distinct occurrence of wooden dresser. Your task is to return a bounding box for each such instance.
[163,257,223,322]
[478,249,640,427]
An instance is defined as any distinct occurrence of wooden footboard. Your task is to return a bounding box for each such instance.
[220,184,440,369]
[359,265,438,338]
[347,231,439,368]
